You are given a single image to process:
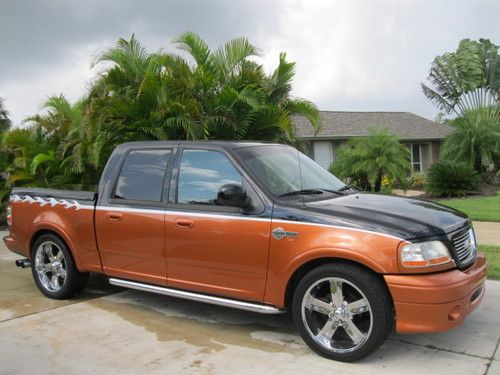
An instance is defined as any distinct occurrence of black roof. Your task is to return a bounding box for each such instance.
[116,140,279,150]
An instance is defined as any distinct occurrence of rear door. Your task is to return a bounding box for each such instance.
[95,148,173,285]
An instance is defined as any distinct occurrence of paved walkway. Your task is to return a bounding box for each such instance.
[392,189,424,197]
[473,221,500,247]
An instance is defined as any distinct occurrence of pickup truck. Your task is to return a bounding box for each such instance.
[4,141,487,362]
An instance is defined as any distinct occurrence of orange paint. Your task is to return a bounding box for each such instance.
[164,213,271,301]
[3,198,488,335]
[385,253,487,333]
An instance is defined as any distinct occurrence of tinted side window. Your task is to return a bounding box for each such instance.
[115,149,171,201]
[178,150,242,205]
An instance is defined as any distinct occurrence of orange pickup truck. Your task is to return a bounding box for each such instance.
[4,141,487,361]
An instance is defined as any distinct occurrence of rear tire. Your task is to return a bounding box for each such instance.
[292,263,393,362]
[31,233,89,299]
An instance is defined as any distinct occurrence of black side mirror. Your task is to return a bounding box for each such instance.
[217,184,249,208]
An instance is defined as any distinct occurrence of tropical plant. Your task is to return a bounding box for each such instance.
[80,33,320,169]
[421,38,499,116]
[441,107,500,181]
[409,172,427,189]
[0,98,11,133]
[0,33,320,225]
[329,129,410,192]
[426,160,481,197]
[422,38,500,181]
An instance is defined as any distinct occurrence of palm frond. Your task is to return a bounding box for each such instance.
[172,31,212,68]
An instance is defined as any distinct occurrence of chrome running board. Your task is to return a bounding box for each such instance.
[109,278,285,315]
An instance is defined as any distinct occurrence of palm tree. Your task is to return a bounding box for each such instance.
[330,129,410,192]
[441,107,500,180]
[421,38,499,116]
[24,95,101,188]
[88,32,320,154]
[422,38,500,181]
[0,98,11,132]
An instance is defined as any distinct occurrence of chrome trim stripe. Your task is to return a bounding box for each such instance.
[96,206,271,222]
[271,219,405,242]
[109,278,285,315]
[96,207,404,241]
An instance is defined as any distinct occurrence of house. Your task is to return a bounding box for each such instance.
[293,111,454,172]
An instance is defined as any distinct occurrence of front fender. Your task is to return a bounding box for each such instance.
[264,221,405,307]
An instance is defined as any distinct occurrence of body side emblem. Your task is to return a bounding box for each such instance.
[272,227,298,240]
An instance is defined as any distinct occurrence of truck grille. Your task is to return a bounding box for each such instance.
[452,227,477,267]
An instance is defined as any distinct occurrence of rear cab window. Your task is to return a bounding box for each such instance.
[114,149,171,203]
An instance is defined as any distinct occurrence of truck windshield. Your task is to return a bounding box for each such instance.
[234,145,347,198]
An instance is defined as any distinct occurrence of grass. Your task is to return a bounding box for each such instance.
[480,245,500,280]
[437,191,500,222]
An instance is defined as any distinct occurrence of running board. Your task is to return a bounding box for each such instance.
[108,278,285,315]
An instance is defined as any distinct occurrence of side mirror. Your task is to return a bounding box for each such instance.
[217,184,249,208]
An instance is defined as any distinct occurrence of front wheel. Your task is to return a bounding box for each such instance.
[292,263,394,362]
[31,234,89,299]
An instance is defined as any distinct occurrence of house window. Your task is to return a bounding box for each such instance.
[408,144,422,172]
[313,141,333,169]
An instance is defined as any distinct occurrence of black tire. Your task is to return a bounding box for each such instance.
[31,233,89,299]
[292,262,393,362]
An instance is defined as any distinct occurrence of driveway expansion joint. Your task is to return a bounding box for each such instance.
[485,338,500,375]
[388,337,493,360]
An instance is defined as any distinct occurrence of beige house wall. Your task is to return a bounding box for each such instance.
[421,141,443,171]
[308,139,444,172]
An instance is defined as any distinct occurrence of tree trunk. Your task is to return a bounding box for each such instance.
[374,170,383,192]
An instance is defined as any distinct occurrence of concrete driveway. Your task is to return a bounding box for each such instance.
[0,233,499,375]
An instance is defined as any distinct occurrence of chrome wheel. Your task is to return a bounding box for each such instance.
[301,277,372,353]
[34,241,67,292]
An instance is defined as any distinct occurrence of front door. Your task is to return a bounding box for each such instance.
[96,148,172,285]
[165,148,271,302]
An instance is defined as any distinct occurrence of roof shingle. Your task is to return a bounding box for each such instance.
[293,111,454,140]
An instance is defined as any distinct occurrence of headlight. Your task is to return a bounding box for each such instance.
[400,240,452,268]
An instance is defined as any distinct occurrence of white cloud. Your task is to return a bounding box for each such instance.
[1,0,499,126]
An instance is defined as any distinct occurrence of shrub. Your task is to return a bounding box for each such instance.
[409,172,427,189]
[328,128,410,192]
[426,160,481,197]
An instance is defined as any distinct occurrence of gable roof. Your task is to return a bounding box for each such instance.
[293,111,454,141]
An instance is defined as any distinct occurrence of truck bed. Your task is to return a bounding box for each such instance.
[10,187,96,202]
[6,187,101,273]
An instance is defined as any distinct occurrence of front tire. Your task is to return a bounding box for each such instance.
[292,263,393,362]
[31,234,89,299]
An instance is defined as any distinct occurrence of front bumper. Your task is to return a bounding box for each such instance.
[384,253,487,333]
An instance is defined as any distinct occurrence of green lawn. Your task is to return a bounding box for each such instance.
[480,245,500,280]
[437,192,500,222]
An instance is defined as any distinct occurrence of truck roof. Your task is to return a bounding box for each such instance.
[116,140,283,151]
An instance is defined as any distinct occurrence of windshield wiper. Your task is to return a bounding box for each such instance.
[278,189,325,198]
[338,185,355,192]
[311,186,357,195]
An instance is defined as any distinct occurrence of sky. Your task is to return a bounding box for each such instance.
[1,0,499,126]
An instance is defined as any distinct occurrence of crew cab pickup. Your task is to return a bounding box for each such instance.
[3,141,487,361]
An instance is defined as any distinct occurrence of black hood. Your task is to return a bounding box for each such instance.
[274,193,469,240]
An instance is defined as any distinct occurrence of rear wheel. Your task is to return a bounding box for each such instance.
[31,234,89,299]
[292,263,393,362]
